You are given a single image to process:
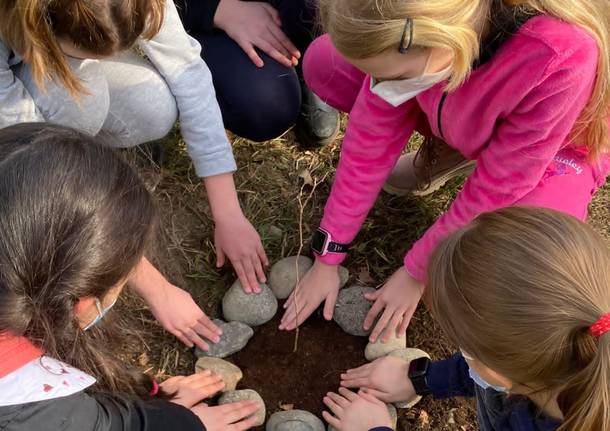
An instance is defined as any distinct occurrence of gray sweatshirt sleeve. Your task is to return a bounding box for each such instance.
[0,39,45,127]
[138,0,237,178]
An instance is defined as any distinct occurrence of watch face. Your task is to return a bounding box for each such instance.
[311,230,328,253]
[409,357,430,378]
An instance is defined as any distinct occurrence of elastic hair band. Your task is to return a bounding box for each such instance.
[590,313,610,338]
[399,18,414,54]
[150,379,160,397]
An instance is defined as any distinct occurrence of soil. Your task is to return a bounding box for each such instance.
[231,305,368,418]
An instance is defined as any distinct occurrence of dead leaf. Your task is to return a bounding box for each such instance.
[279,403,294,411]
[298,169,314,186]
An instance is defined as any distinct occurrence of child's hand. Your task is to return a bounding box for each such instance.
[214,213,269,294]
[148,283,223,351]
[340,356,416,403]
[162,371,225,408]
[130,257,223,351]
[322,388,392,431]
[279,260,340,330]
[191,401,259,431]
[364,266,424,343]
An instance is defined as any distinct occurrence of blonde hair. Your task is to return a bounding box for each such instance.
[319,0,610,158]
[427,207,610,431]
[0,0,165,97]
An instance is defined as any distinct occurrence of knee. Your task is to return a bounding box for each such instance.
[221,65,301,142]
[303,34,337,98]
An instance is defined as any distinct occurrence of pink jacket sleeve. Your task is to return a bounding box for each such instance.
[404,45,599,282]
[317,77,422,265]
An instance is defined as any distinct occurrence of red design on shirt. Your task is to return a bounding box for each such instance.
[43,384,53,392]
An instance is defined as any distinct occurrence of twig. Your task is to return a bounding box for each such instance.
[292,170,329,352]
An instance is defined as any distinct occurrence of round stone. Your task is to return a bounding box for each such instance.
[222,280,278,326]
[333,286,376,337]
[219,389,266,426]
[269,256,313,299]
[328,404,397,431]
[387,348,431,409]
[194,357,243,391]
[194,319,253,359]
[364,332,407,361]
[267,410,325,431]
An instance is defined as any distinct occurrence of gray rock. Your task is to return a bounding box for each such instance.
[338,266,349,288]
[333,286,376,337]
[195,319,253,358]
[328,404,397,431]
[222,280,278,326]
[269,256,313,299]
[364,332,407,361]
[219,389,266,426]
[195,357,243,391]
[267,410,325,431]
[387,348,430,409]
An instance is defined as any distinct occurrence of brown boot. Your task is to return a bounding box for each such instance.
[383,138,476,197]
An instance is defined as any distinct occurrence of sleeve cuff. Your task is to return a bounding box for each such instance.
[403,250,427,283]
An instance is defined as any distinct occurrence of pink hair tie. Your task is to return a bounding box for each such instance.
[590,313,610,338]
[150,379,160,397]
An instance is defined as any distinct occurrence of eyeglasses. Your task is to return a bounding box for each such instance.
[399,18,414,54]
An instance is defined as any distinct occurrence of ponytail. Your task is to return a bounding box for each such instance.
[557,331,610,430]
[0,0,166,97]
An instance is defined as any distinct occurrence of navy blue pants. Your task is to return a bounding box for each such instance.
[176,0,318,142]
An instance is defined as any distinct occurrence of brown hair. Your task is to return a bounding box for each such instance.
[0,123,159,398]
[0,0,165,96]
[319,0,610,158]
[427,207,610,430]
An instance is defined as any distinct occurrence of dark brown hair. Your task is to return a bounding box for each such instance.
[0,0,165,96]
[427,207,610,430]
[0,123,158,397]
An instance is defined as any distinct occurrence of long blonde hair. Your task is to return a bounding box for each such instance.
[427,207,610,431]
[0,0,165,97]
[319,0,610,158]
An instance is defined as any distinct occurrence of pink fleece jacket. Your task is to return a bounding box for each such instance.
[312,16,609,282]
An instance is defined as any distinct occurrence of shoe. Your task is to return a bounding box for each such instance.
[383,138,476,197]
[295,85,340,148]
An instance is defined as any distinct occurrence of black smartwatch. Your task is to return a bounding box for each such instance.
[311,228,349,256]
[408,357,432,397]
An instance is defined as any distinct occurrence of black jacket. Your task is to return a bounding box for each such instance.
[0,391,205,431]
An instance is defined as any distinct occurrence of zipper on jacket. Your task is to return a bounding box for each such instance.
[437,92,448,140]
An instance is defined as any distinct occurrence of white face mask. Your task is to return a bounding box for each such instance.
[461,349,509,393]
[370,53,452,107]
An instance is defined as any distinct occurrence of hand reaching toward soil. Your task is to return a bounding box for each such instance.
[213,0,300,68]
[162,372,225,408]
[340,356,416,404]
[214,212,269,294]
[322,388,392,431]
[279,259,341,331]
[129,257,223,351]
[363,266,424,343]
[192,401,259,431]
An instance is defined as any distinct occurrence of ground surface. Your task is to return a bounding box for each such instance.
[119,126,610,431]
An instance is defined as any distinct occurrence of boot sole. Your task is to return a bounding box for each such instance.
[383,160,477,197]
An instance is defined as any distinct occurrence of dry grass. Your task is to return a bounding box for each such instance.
[117,126,610,430]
